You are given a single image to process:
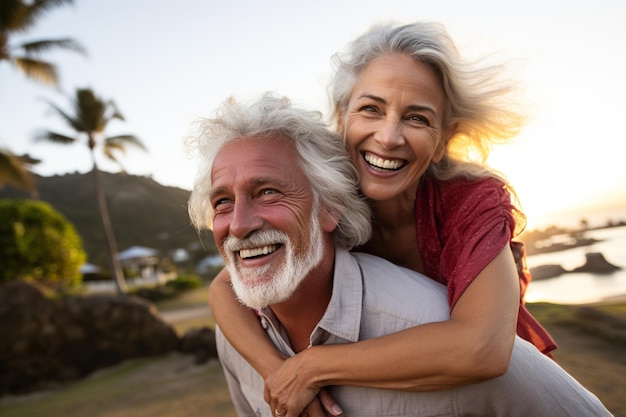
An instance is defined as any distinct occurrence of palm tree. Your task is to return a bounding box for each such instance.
[0,148,39,196]
[36,88,147,295]
[0,0,86,86]
[1,0,86,195]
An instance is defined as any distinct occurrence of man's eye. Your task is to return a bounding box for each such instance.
[213,198,230,208]
[261,189,277,196]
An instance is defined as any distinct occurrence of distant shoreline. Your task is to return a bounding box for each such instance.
[527,292,626,306]
[599,293,626,303]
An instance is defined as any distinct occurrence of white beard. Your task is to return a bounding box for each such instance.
[222,207,324,310]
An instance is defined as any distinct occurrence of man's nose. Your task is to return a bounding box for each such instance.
[229,198,263,239]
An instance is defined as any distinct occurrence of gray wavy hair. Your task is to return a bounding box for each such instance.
[187,93,372,250]
[329,21,525,182]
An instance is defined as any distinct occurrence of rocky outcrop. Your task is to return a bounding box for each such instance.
[179,326,217,364]
[530,252,621,281]
[530,264,568,280]
[0,281,180,395]
[573,252,621,274]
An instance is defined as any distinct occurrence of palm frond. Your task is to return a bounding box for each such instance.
[102,143,127,173]
[1,0,74,33]
[17,153,41,165]
[41,98,84,132]
[0,0,30,32]
[30,0,76,14]
[21,0,75,32]
[103,141,124,158]
[105,101,125,122]
[34,130,77,144]
[110,110,125,121]
[105,135,147,152]
[75,89,108,132]
[19,38,87,56]
[0,149,37,196]
[12,56,58,85]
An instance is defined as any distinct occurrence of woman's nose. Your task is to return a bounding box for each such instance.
[373,118,404,149]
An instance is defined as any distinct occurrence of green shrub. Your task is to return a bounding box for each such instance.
[0,199,86,288]
[166,274,202,291]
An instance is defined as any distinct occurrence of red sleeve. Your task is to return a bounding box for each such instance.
[416,176,557,355]
[417,176,514,308]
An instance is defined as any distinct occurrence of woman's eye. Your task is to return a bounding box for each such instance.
[407,114,429,124]
[359,105,378,113]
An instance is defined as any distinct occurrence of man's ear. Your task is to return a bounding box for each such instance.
[321,205,341,233]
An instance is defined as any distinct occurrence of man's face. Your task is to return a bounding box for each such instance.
[209,136,325,309]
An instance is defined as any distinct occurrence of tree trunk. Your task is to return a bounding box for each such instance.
[90,149,127,295]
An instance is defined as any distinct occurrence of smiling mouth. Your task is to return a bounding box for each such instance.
[364,152,406,171]
[239,244,282,259]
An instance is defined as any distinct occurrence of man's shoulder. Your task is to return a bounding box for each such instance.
[352,252,446,291]
[350,252,449,322]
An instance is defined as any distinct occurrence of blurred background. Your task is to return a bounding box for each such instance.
[1,1,625,415]
[2,0,625,228]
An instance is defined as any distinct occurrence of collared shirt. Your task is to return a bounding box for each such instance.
[217,248,612,417]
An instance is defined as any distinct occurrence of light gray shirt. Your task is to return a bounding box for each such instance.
[217,248,612,416]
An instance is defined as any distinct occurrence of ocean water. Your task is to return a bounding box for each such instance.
[525,225,626,304]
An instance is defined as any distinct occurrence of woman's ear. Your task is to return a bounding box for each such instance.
[335,109,346,137]
[433,123,457,163]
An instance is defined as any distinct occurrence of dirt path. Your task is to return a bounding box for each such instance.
[160,306,213,323]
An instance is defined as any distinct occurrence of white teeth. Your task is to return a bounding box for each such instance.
[239,245,278,259]
[364,153,404,170]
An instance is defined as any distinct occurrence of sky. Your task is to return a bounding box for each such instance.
[2,0,626,230]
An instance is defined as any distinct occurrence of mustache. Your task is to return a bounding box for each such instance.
[223,229,289,253]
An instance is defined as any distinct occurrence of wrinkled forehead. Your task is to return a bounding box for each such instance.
[210,136,307,193]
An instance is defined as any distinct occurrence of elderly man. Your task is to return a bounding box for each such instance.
[187,93,612,417]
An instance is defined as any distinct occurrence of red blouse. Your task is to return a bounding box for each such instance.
[415,175,557,355]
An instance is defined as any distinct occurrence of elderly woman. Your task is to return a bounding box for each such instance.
[208,21,557,417]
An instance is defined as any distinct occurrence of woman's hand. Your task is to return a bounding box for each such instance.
[265,352,343,417]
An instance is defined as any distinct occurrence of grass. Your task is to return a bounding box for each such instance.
[153,283,211,312]
[0,354,236,417]
[528,301,626,416]
[1,286,624,417]
[528,301,626,349]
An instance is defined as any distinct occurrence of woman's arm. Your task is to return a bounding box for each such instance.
[265,246,520,415]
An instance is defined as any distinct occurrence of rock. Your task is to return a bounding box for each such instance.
[179,327,217,364]
[0,281,179,395]
[530,264,568,280]
[573,252,621,274]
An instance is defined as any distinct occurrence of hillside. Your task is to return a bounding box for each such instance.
[0,172,217,267]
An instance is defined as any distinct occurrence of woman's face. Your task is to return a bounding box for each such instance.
[344,52,450,202]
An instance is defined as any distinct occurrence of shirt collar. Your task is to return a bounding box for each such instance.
[257,247,364,349]
[311,247,363,343]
